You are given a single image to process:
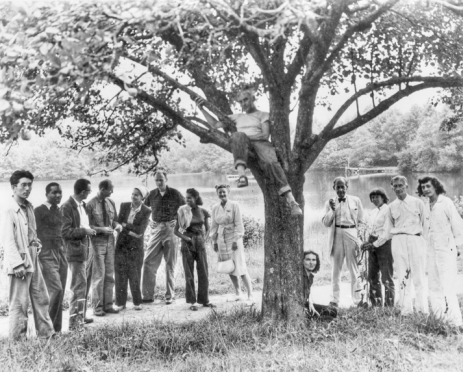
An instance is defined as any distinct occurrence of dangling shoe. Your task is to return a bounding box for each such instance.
[236,176,248,188]
[289,201,302,215]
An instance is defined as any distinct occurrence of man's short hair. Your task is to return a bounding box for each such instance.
[417,176,446,197]
[390,175,408,186]
[10,170,34,186]
[303,250,321,273]
[155,171,168,180]
[74,179,91,195]
[332,176,348,189]
[369,187,389,204]
[46,182,61,194]
[237,86,256,99]
[99,179,112,190]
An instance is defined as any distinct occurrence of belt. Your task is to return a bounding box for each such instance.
[395,233,421,236]
[335,224,356,229]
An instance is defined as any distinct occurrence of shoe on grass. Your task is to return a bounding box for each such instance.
[166,299,175,305]
[93,309,106,317]
[134,305,142,311]
[236,176,248,188]
[142,299,154,303]
[115,305,126,311]
[84,318,94,324]
[328,302,338,308]
[105,307,120,314]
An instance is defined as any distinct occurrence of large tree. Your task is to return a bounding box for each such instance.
[1,0,463,322]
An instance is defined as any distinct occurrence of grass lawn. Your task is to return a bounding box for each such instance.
[1,306,462,371]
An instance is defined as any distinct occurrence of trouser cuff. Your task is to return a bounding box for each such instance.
[278,185,291,196]
[234,160,247,169]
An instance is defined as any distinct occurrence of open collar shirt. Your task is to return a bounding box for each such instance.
[370,204,391,248]
[71,196,90,229]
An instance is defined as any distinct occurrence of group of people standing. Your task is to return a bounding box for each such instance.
[317,175,462,327]
[1,169,253,340]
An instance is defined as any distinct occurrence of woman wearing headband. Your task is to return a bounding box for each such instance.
[174,188,215,311]
[210,184,253,301]
[114,186,151,311]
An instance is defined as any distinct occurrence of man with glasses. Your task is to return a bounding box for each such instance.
[86,179,122,316]
[0,170,55,340]
[380,175,429,315]
[61,178,96,330]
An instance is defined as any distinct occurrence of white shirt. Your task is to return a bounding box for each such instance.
[370,204,391,247]
[127,203,142,224]
[229,111,270,137]
[382,194,429,240]
[427,194,463,246]
[335,200,356,226]
[71,196,90,229]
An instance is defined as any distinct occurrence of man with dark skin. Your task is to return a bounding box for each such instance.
[34,183,68,332]
[322,177,365,307]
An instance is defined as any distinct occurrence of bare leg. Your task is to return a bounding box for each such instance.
[285,192,296,204]
[241,274,253,300]
[229,275,241,298]
[236,164,246,177]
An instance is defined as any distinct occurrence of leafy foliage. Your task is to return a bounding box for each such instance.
[242,214,264,249]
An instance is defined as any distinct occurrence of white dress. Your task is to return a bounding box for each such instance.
[210,200,247,276]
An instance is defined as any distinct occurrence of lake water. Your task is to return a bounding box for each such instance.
[2,171,462,222]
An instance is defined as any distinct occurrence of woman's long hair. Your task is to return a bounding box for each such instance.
[303,250,320,274]
[416,176,446,197]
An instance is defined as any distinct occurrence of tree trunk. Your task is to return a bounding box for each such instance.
[260,174,306,323]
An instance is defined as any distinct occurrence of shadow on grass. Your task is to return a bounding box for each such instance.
[1,306,462,371]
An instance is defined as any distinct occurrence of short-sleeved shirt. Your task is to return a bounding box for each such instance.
[145,186,185,222]
[229,111,269,137]
[186,207,210,235]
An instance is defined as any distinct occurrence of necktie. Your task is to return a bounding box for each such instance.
[102,199,109,226]
[338,198,346,203]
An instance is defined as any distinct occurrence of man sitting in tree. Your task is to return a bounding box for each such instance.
[195,88,302,215]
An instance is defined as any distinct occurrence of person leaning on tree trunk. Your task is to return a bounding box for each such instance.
[0,170,55,340]
[194,87,302,216]
[34,182,68,333]
[61,178,96,330]
[418,176,463,326]
[361,188,395,307]
[322,176,365,308]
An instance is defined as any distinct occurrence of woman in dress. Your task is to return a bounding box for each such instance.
[115,186,151,311]
[210,184,253,301]
[174,188,215,311]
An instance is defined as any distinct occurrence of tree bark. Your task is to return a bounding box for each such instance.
[260,172,306,323]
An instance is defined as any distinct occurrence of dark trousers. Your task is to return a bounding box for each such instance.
[368,240,395,307]
[115,247,143,306]
[306,303,338,320]
[39,247,68,332]
[181,236,209,305]
[229,132,291,195]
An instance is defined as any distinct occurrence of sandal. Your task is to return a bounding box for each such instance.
[203,303,216,308]
[236,176,248,188]
[190,305,198,311]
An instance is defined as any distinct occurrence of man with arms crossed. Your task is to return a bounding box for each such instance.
[382,175,429,315]
[418,176,462,326]
[34,182,68,333]
[322,177,365,307]
[195,88,302,215]
[61,178,96,329]
[142,171,184,304]
[0,170,54,340]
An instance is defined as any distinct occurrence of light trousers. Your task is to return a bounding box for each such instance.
[428,234,462,326]
[142,222,178,301]
[391,234,428,315]
[8,246,54,340]
[91,235,116,312]
[331,227,362,305]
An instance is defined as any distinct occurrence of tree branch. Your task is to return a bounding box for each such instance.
[285,26,313,86]
[328,79,463,139]
[107,73,231,151]
[320,75,463,138]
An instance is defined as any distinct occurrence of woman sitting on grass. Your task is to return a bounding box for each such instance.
[174,188,215,311]
[304,250,337,321]
[115,186,151,311]
[210,184,253,302]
